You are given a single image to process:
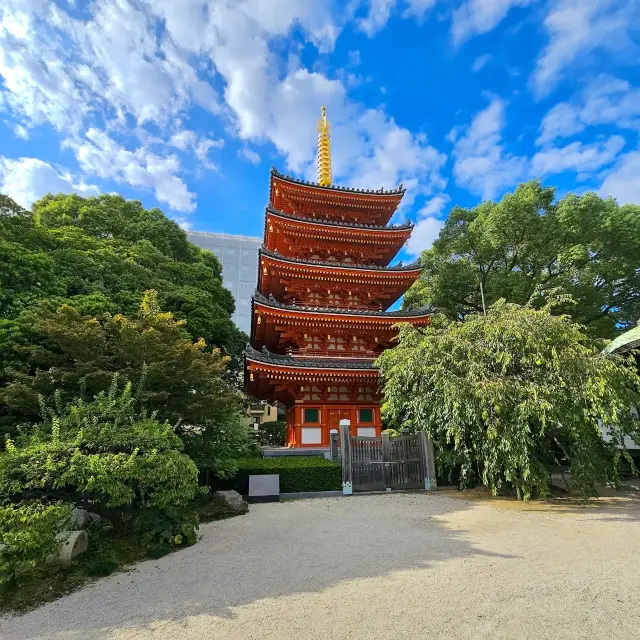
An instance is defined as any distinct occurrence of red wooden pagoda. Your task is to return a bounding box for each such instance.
[246,107,431,447]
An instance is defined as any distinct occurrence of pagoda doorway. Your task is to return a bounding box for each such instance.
[328,408,350,436]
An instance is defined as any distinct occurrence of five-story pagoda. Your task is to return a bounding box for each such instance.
[246,107,431,447]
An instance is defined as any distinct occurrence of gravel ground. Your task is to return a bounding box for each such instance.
[2,492,640,640]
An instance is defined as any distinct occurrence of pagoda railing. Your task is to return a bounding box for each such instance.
[287,347,379,360]
[288,299,384,312]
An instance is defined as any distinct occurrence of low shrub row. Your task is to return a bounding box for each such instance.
[210,455,342,494]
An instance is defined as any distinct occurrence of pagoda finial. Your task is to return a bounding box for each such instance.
[317,105,332,187]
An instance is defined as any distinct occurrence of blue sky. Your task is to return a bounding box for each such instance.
[1,0,639,262]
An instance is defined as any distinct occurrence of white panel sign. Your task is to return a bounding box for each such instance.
[357,427,377,438]
[301,427,323,444]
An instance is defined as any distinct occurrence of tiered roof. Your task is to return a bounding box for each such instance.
[252,291,432,318]
[246,345,376,370]
[264,206,413,265]
[259,247,420,272]
[269,168,404,226]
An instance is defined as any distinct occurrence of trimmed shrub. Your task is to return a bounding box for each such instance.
[256,420,287,447]
[211,456,341,493]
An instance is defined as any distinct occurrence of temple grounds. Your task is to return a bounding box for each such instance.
[3,492,640,640]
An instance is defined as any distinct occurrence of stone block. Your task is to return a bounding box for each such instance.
[248,474,280,503]
[212,490,249,513]
[55,530,88,564]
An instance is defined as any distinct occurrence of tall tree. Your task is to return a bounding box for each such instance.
[0,193,245,363]
[404,181,640,337]
[378,299,640,500]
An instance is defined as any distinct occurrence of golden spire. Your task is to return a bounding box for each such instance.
[317,105,332,187]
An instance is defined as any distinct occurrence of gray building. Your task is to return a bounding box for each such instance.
[186,231,261,335]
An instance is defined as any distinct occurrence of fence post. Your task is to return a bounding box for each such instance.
[419,430,437,490]
[381,432,390,489]
[329,429,339,462]
[339,419,352,495]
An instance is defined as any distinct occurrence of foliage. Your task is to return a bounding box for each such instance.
[0,501,72,587]
[1,291,249,473]
[134,506,199,548]
[255,420,287,447]
[378,299,640,500]
[211,456,342,493]
[0,379,201,527]
[0,494,241,614]
[405,181,640,337]
[0,192,246,395]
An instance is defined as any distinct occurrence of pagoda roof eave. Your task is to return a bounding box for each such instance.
[265,205,413,232]
[259,247,421,273]
[252,291,432,320]
[270,167,405,198]
[245,346,377,370]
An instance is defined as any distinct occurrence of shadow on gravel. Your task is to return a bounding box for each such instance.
[1,493,514,639]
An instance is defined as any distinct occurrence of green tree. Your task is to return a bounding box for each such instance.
[0,193,245,372]
[1,291,250,474]
[404,181,640,337]
[378,300,640,500]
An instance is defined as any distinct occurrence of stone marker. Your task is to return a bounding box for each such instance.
[212,490,249,513]
[248,474,280,503]
[55,530,88,564]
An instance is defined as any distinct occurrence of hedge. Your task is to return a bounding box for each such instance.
[210,456,342,494]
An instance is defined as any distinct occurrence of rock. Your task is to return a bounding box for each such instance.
[69,507,101,528]
[212,490,249,513]
[55,530,88,564]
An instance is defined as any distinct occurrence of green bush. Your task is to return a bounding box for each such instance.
[256,420,287,447]
[0,501,72,587]
[212,456,342,493]
[1,379,201,554]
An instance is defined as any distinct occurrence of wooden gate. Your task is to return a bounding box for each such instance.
[339,422,437,494]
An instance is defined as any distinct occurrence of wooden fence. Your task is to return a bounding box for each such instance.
[337,420,437,494]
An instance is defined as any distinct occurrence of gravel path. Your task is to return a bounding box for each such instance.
[2,492,640,640]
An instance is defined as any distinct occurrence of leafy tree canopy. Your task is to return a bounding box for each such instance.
[404,181,640,337]
[1,290,250,473]
[378,299,640,500]
[0,192,245,367]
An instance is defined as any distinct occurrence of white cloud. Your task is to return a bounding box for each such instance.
[537,75,640,145]
[406,195,449,256]
[452,0,533,46]
[599,150,640,205]
[238,148,261,165]
[0,0,221,133]
[66,128,196,212]
[357,0,436,36]
[169,130,197,151]
[13,123,29,139]
[472,54,491,72]
[533,0,639,97]
[347,50,361,67]
[531,136,625,176]
[402,0,437,20]
[147,1,446,198]
[358,0,396,36]
[334,110,446,207]
[452,99,527,200]
[536,102,583,145]
[0,0,446,213]
[0,156,99,208]
[168,130,223,170]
